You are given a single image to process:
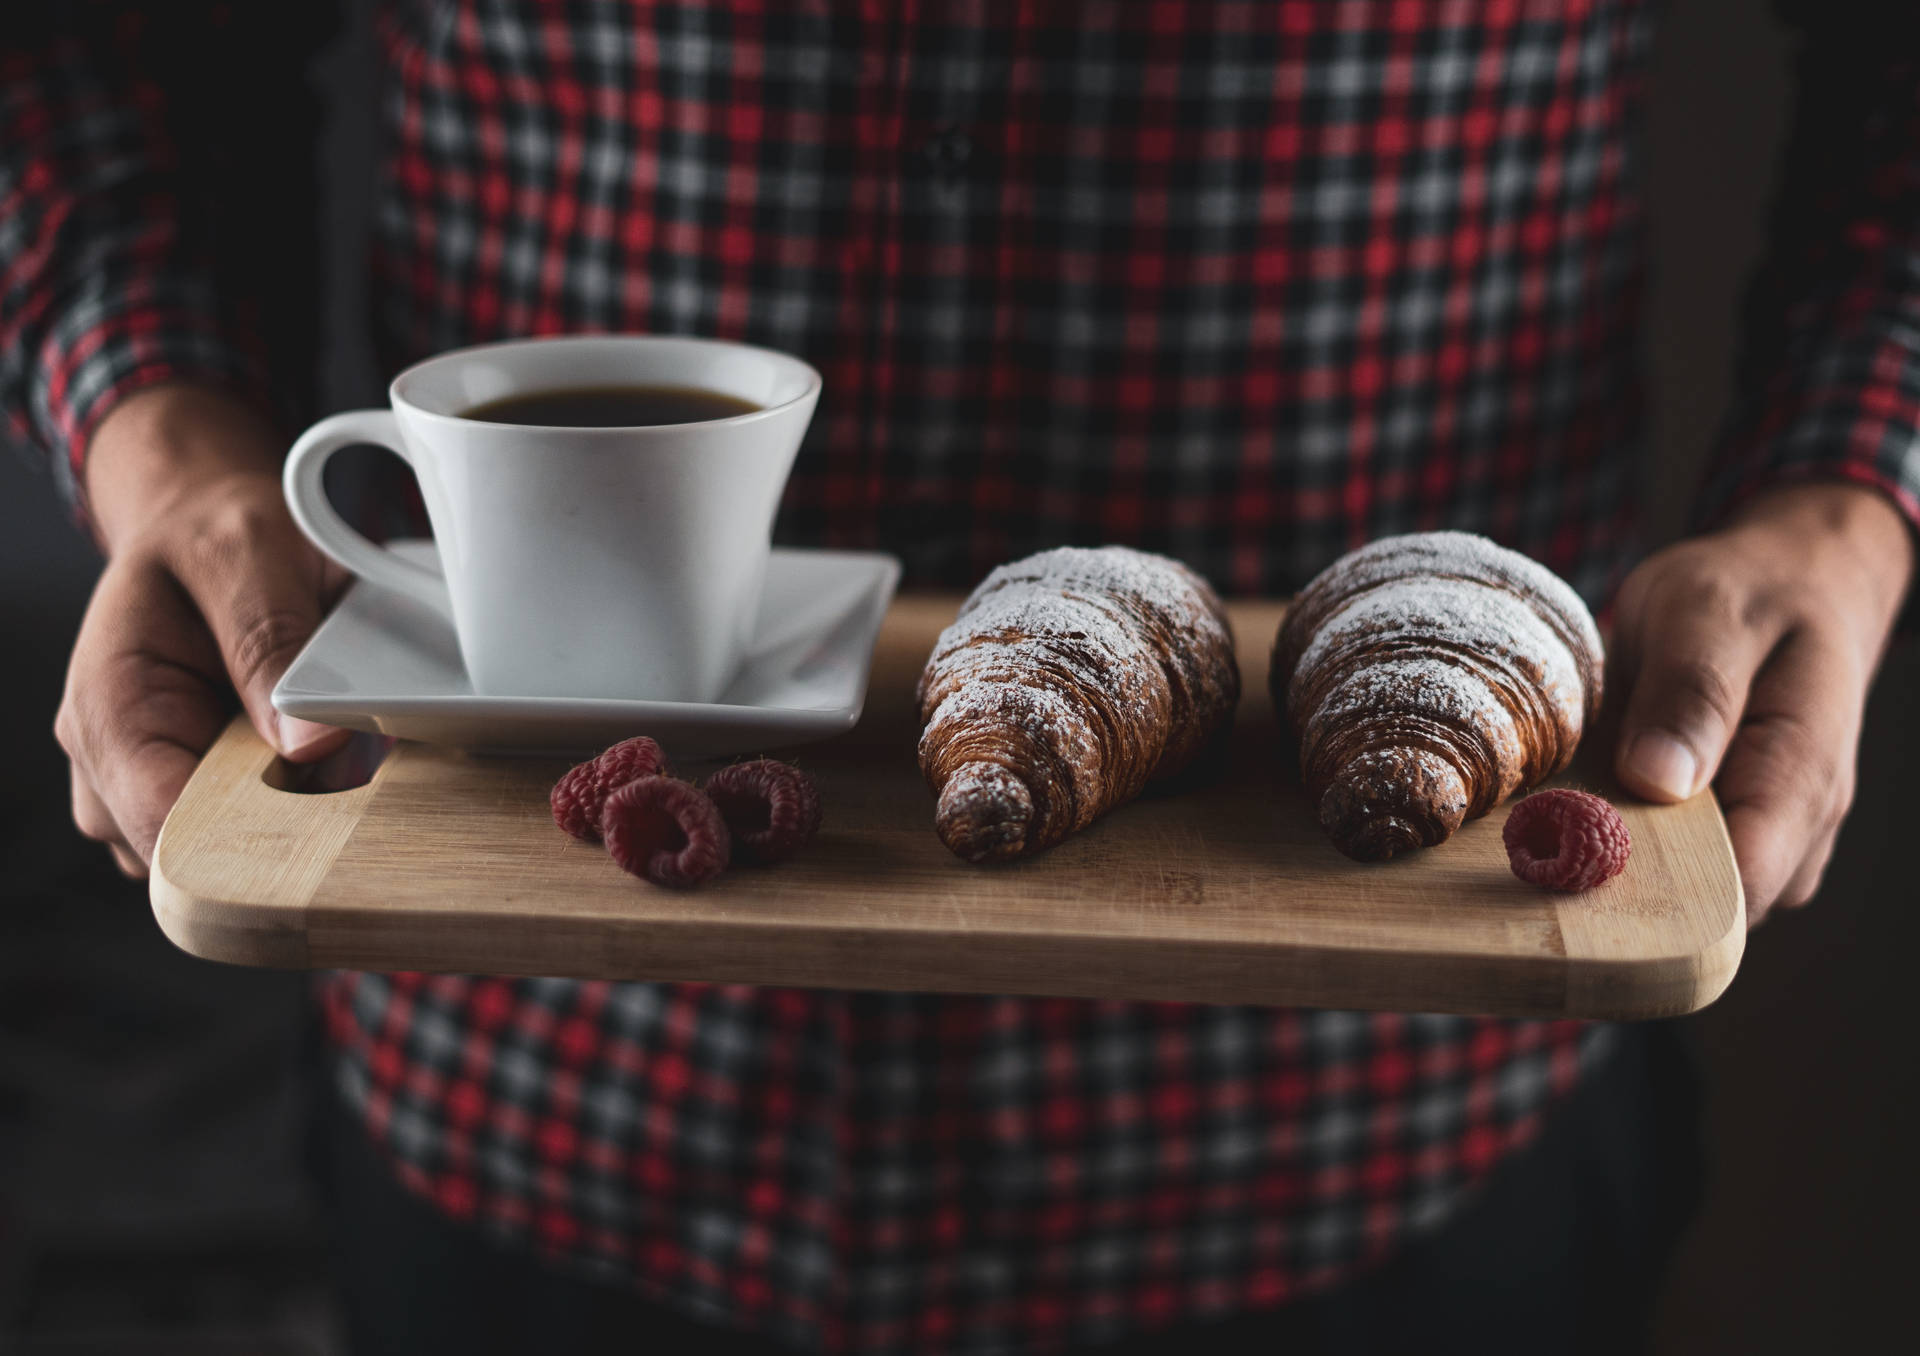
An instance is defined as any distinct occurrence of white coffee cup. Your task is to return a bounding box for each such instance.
[283,334,821,702]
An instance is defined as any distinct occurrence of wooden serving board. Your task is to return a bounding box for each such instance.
[151,596,1744,1020]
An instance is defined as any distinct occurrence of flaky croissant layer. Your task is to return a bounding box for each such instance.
[917,546,1239,863]
[1272,532,1604,862]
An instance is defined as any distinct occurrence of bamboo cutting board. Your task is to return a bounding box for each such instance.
[151,596,1744,1020]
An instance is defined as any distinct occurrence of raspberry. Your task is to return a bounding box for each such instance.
[601,776,730,889]
[704,759,823,865]
[1502,789,1631,892]
[551,736,669,842]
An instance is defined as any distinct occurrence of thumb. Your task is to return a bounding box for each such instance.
[1612,578,1778,803]
[166,497,349,761]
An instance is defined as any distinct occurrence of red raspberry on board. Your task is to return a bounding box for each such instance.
[601,776,731,889]
[550,736,670,842]
[1502,789,1631,892]
[704,758,823,865]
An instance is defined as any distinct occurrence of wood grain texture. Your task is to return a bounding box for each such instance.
[151,595,1745,1019]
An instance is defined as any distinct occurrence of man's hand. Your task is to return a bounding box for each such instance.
[54,383,349,877]
[1611,482,1914,926]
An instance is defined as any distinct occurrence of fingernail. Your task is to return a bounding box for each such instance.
[277,713,336,756]
[1625,732,1698,801]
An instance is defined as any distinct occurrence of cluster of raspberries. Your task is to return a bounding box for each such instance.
[550,736,822,889]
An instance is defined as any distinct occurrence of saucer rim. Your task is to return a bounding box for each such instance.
[272,544,902,723]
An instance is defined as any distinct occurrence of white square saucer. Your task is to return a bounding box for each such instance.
[272,539,902,756]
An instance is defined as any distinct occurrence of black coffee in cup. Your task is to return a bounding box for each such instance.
[464,384,760,427]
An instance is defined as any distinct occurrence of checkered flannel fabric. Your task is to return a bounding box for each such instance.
[366,0,1653,604]
[8,3,1920,1354]
[1695,3,1920,536]
[0,4,329,526]
[322,974,1606,1353]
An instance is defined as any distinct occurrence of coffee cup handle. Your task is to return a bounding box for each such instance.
[283,410,452,617]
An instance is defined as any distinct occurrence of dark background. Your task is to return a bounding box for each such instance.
[1,2,1912,1351]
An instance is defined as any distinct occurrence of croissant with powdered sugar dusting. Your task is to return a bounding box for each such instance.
[916,546,1239,863]
[1271,531,1604,863]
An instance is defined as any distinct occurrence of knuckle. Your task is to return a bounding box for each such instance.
[53,654,113,762]
[52,675,123,774]
[94,651,182,741]
[1743,859,1797,924]
[1648,549,1731,604]
[71,804,110,842]
[1780,877,1821,910]
[1742,715,1823,783]
[1656,549,1789,633]
[1826,772,1857,832]
[199,498,280,555]
[170,497,287,583]
[69,789,117,844]
[225,605,313,687]
[1730,716,1840,821]
[52,700,81,758]
[1662,656,1745,729]
[1807,748,1849,811]
[1673,564,1744,620]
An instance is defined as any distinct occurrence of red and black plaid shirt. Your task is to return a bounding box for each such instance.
[7,3,1920,1353]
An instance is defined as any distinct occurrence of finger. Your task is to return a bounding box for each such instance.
[70,762,127,848]
[1775,823,1841,914]
[60,560,235,862]
[1613,572,1783,803]
[72,767,155,879]
[105,729,211,864]
[162,501,348,761]
[1716,628,1862,926]
[110,842,149,880]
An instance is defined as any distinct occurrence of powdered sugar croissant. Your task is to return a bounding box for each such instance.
[1271,532,1604,862]
[916,546,1239,863]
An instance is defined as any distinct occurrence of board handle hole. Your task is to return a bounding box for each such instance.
[263,731,395,794]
